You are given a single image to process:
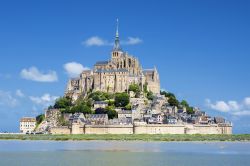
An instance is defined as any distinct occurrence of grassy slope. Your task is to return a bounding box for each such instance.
[0,134,250,141]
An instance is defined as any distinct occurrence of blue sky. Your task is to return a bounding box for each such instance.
[0,0,249,133]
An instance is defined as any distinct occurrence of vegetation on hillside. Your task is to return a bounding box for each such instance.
[114,93,130,107]
[129,83,141,97]
[54,97,72,113]
[89,91,114,101]
[160,90,194,114]
[95,106,117,119]
[51,91,130,119]
[50,87,196,118]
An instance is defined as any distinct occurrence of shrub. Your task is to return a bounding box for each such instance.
[115,93,130,107]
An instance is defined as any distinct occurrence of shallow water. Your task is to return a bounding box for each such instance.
[0,140,249,166]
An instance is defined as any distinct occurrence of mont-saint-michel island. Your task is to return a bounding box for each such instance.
[18,21,232,135]
[2,1,250,166]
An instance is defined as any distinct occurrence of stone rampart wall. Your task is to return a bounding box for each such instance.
[50,127,71,134]
[134,124,185,134]
[85,125,133,134]
[50,124,232,135]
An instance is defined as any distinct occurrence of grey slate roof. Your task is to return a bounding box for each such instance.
[95,69,128,73]
[95,61,109,65]
[143,69,154,74]
[87,114,108,119]
[118,110,132,114]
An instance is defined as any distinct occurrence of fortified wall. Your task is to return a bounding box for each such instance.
[50,124,232,135]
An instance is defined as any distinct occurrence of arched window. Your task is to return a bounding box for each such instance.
[129,59,131,67]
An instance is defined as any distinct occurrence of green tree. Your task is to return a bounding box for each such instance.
[168,97,179,107]
[54,97,72,109]
[161,91,176,99]
[147,91,154,100]
[106,106,118,119]
[104,92,114,100]
[95,106,117,119]
[125,103,132,110]
[143,82,148,94]
[95,108,106,114]
[48,105,53,109]
[89,91,114,101]
[115,93,130,107]
[180,100,194,114]
[36,114,45,125]
[71,102,92,114]
[108,100,115,106]
[160,91,179,107]
[186,106,194,114]
[180,100,189,108]
[129,83,141,98]
[129,83,140,93]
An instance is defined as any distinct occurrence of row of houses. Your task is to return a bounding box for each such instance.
[20,93,229,133]
[67,113,108,125]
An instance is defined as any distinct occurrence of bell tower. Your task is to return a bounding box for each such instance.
[112,19,123,60]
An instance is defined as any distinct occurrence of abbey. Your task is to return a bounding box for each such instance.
[65,21,160,101]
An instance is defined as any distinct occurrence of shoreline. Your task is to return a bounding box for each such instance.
[0,134,250,142]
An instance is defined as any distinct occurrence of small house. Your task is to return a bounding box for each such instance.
[93,101,108,109]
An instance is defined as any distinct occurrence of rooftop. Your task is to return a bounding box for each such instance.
[95,61,109,65]
[20,117,36,122]
[86,114,108,119]
[95,69,128,73]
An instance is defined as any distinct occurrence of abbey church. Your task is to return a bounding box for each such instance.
[65,21,160,101]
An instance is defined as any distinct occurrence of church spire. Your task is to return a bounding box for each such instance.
[116,18,119,38]
[113,18,122,51]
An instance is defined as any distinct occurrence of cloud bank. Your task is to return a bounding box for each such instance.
[82,36,142,47]
[16,89,25,98]
[63,62,89,77]
[206,97,250,116]
[20,67,58,82]
[83,36,110,46]
[0,90,18,107]
[121,37,142,45]
[29,93,59,108]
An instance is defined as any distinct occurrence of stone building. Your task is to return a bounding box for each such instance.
[65,20,160,101]
[93,101,108,109]
[19,117,36,133]
[85,114,109,125]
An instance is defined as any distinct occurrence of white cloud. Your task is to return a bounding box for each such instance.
[16,89,25,98]
[20,66,58,82]
[206,97,250,116]
[64,62,89,77]
[0,90,18,107]
[82,36,142,47]
[244,97,250,107]
[83,36,110,46]
[231,111,250,116]
[122,37,143,45]
[228,101,240,110]
[205,99,230,112]
[29,93,59,108]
